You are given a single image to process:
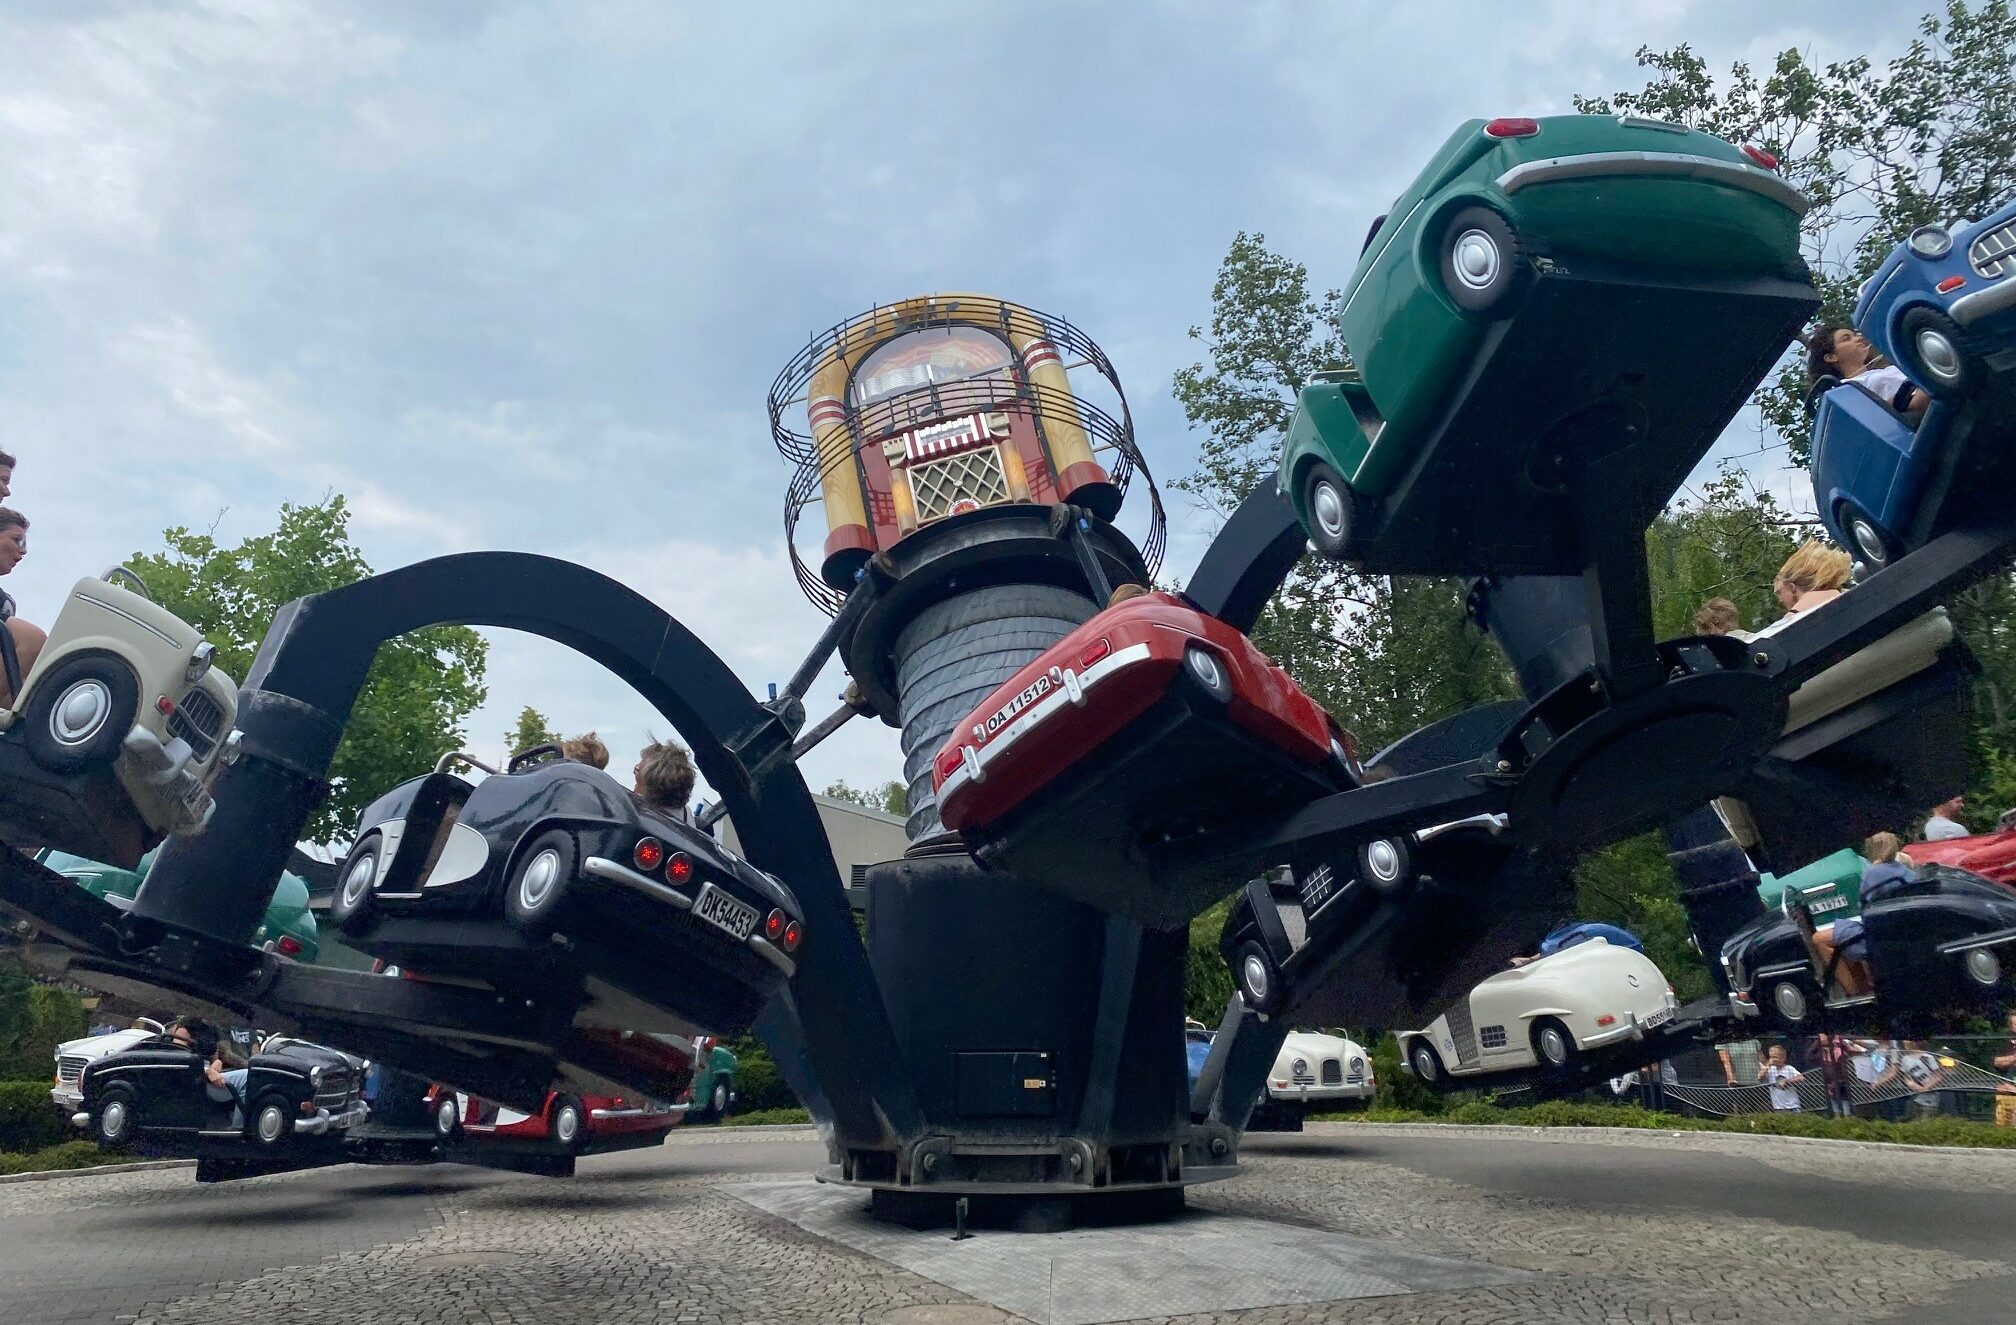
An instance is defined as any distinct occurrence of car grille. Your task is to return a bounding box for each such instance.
[169,688,226,761]
[1971,220,2016,279]
[1320,1059,1343,1086]
[314,1067,354,1111]
[56,1055,87,1084]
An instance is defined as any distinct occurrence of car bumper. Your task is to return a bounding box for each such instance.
[1496,151,1810,216]
[1948,276,2016,327]
[1580,1006,1677,1050]
[51,1086,81,1109]
[581,856,797,979]
[117,727,215,835]
[295,1100,370,1136]
[1269,1083,1374,1104]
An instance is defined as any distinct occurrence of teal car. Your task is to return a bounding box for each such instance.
[688,1036,738,1120]
[38,848,320,963]
[1281,113,1812,563]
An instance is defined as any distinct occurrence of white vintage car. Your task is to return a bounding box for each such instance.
[50,1018,165,1110]
[1400,939,1677,1084]
[0,570,237,864]
[1265,1028,1375,1112]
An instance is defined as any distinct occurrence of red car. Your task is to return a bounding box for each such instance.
[1907,827,2016,887]
[931,590,1365,926]
[426,1029,698,1159]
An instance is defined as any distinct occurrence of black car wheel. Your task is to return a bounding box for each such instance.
[1769,977,1813,1028]
[1838,502,1900,570]
[22,654,140,774]
[328,835,382,935]
[550,1096,585,1152]
[1357,836,1412,897]
[1439,206,1530,316]
[503,829,578,934]
[1531,1018,1578,1071]
[1235,940,1282,1014]
[94,1085,138,1146]
[1300,461,1357,560]
[434,1094,462,1140]
[251,1094,291,1149]
[1897,306,1979,399]
[1409,1039,1446,1085]
[1962,947,2004,989]
[1183,644,1234,705]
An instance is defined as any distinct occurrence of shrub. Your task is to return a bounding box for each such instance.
[720,1107,811,1127]
[0,1080,69,1152]
[1311,1099,2016,1149]
[0,1141,122,1176]
[723,1037,800,1113]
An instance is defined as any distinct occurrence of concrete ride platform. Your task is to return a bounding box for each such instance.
[726,1179,1525,1325]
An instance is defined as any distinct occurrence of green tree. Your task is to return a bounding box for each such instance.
[128,497,488,843]
[504,707,561,758]
[0,961,85,1081]
[822,779,907,817]
[1577,0,2016,464]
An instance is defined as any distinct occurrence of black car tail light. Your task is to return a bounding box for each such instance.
[634,837,665,872]
[765,909,786,942]
[666,853,694,886]
[782,919,803,953]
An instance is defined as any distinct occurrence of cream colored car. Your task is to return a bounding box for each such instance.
[1,570,237,847]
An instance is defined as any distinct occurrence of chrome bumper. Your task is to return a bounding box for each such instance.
[1496,150,1811,215]
[119,727,215,834]
[295,1099,370,1136]
[1950,277,2016,325]
[69,1110,89,1129]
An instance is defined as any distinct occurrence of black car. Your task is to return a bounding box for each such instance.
[326,747,805,1012]
[76,1035,366,1154]
[1721,863,2016,1030]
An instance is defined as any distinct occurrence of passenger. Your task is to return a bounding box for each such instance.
[1788,895,1871,1000]
[1923,794,1970,841]
[1858,831,1917,906]
[0,449,15,501]
[1107,582,1151,608]
[0,508,45,705]
[1763,1045,1806,1113]
[1692,597,1744,639]
[562,731,610,770]
[633,739,697,822]
[1750,541,1853,640]
[1508,920,1644,967]
[1806,323,1927,419]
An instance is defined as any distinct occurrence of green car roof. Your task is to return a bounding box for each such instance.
[38,848,319,963]
[1757,847,1865,908]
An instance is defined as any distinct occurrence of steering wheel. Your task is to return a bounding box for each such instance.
[506,743,566,775]
[99,566,153,599]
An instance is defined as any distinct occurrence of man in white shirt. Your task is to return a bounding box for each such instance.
[1925,794,1970,840]
[1807,324,1927,418]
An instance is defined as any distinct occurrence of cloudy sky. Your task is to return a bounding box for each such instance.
[0,0,1922,806]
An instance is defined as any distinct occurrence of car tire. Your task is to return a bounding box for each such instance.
[1837,502,1901,571]
[550,1096,585,1152]
[1409,1038,1446,1085]
[1439,206,1530,316]
[21,654,140,774]
[1530,1017,1578,1072]
[1300,461,1357,560]
[1183,644,1234,706]
[1896,306,1979,399]
[502,829,577,935]
[250,1094,291,1149]
[1962,947,2003,990]
[1768,977,1813,1029]
[328,835,382,935]
[94,1085,138,1146]
[433,1094,462,1140]
[1235,940,1283,1014]
[710,1081,730,1120]
[1357,836,1412,897]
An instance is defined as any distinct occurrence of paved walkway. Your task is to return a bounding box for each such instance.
[0,1123,2007,1324]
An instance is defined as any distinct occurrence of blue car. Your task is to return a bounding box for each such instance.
[1810,199,2016,566]
[1857,200,2016,399]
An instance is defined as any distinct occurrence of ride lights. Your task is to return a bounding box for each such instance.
[1910,224,1954,259]
[633,837,665,872]
[667,853,694,887]
[1484,117,1540,139]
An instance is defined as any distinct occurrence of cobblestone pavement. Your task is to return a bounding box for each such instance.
[0,1123,2006,1325]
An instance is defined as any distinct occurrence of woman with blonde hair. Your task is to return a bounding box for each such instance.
[1751,541,1854,640]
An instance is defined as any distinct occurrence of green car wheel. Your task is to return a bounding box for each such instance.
[1300,461,1357,559]
[1439,206,1529,317]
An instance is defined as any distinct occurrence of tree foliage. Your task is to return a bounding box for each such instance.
[128,497,488,843]
[1577,0,2016,464]
[822,779,907,817]
[505,707,561,759]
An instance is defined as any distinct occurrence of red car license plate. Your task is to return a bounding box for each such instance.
[693,882,759,941]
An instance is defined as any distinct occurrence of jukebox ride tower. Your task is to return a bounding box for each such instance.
[769,295,1216,1222]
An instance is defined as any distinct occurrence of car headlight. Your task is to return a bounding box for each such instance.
[1350,1056,1365,1073]
[1909,225,1953,259]
[1291,1057,1308,1076]
[184,642,215,684]
[310,1066,324,1085]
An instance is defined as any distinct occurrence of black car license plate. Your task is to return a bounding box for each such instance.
[693,882,760,941]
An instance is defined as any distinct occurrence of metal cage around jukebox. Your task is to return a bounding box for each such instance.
[770,294,1166,614]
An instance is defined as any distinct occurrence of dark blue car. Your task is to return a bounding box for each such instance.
[1810,199,2016,567]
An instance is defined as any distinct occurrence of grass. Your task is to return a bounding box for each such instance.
[1311,1099,2016,1148]
[0,1140,143,1177]
[717,1107,812,1127]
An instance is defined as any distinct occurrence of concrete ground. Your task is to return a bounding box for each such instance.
[0,1122,2009,1324]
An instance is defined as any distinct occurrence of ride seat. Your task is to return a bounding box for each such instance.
[381,773,474,893]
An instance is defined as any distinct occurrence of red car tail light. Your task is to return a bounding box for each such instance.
[1740,144,1779,171]
[935,746,964,784]
[666,852,694,886]
[765,909,787,942]
[1079,638,1111,669]
[1484,117,1540,139]
[1595,1014,1617,1027]
[276,934,303,957]
[634,837,665,872]
[782,920,803,953]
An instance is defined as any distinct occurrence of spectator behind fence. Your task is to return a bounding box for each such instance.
[1899,1041,1949,1118]
[1719,1038,1765,1088]
[1764,1045,1805,1113]
[1924,794,1970,841]
[1994,1011,2016,1129]
[1810,1033,1854,1118]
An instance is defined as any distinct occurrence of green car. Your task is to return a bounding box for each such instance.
[38,847,320,963]
[689,1037,738,1120]
[1280,113,1812,567]
[1757,847,1864,925]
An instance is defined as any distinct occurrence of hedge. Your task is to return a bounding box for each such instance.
[0,1080,70,1153]
[718,1107,812,1127]
[1312,1099,2016,1148]
[0,1141,122,1176]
